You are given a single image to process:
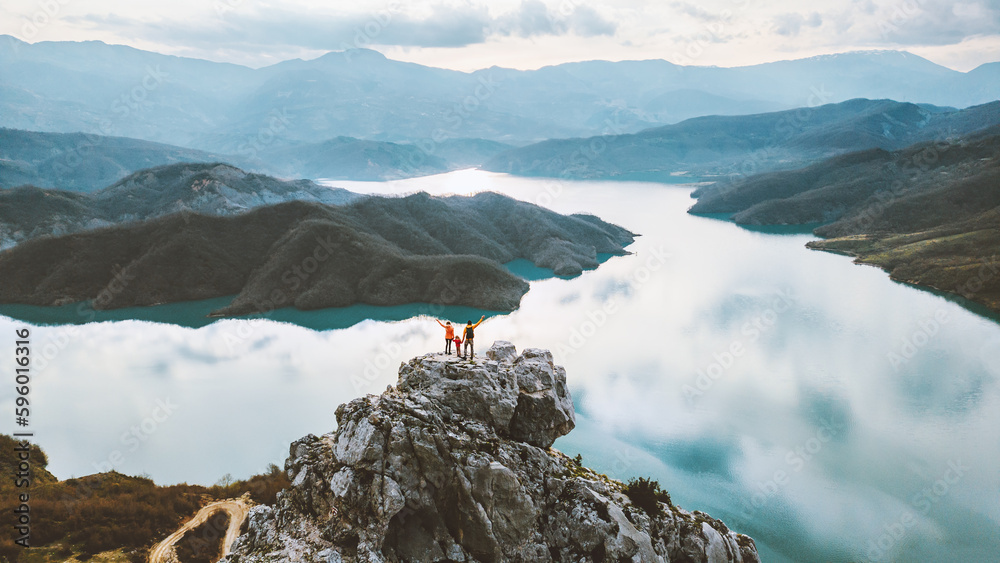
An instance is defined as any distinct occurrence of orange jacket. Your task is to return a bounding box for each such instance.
[437,320,455,339]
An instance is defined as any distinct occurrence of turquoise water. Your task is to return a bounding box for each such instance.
[0,297,505,331]
[0,259,573,329]
[2,169,998,562]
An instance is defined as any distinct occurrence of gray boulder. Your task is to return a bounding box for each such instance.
[223,341,759,563]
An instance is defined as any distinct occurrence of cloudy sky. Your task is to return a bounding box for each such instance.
[2,0,999,71]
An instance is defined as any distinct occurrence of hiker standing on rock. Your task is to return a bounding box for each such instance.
[463,315,486,359]
[436,319,455,354]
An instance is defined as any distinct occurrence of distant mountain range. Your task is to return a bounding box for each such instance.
[0,162,361,248]
[483,99,1000,181]
[0,129,515,190]
[0,190,635,314]
[0,129,237,191]
[2,36,997,150]
[688,129,1000,315]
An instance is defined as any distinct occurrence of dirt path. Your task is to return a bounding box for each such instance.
[148,497,253,563]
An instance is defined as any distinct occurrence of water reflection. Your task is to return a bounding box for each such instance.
[0,297,506,331]
[1,170,998,562]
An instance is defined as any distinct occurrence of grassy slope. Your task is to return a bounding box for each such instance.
[807,212,1000,315]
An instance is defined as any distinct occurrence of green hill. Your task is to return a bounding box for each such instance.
[0,192,634,315]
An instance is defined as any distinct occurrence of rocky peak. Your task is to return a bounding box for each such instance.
[224,342,759,563]
[391,342,574,449]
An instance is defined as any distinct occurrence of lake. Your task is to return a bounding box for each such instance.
[2,169,998,562]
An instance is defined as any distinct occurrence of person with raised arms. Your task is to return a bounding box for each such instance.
[436,319,455,354]
[463,315,486,360]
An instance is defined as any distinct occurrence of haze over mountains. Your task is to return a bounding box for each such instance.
[0,129,513,190]
[3,36,998,154]
[3,36,999,320]
[0,129,240,191]
[484,99,1000,180]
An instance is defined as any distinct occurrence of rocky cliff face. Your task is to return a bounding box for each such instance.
[223,342,759,563]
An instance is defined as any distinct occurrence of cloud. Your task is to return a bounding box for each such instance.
[73,5,491,50]
[495,0,561,37]
[494,0,616,38]
[72,1,615,55]
[856,0,877,16]
[9,0,998,72]
[567,5,617,37]
[670,2,725,22]
[772,12,823,37]
[867,0,1000,46]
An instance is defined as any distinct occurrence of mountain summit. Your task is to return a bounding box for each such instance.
[223,342,760,563]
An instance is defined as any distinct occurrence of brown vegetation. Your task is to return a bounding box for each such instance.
[0,435,288,563]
